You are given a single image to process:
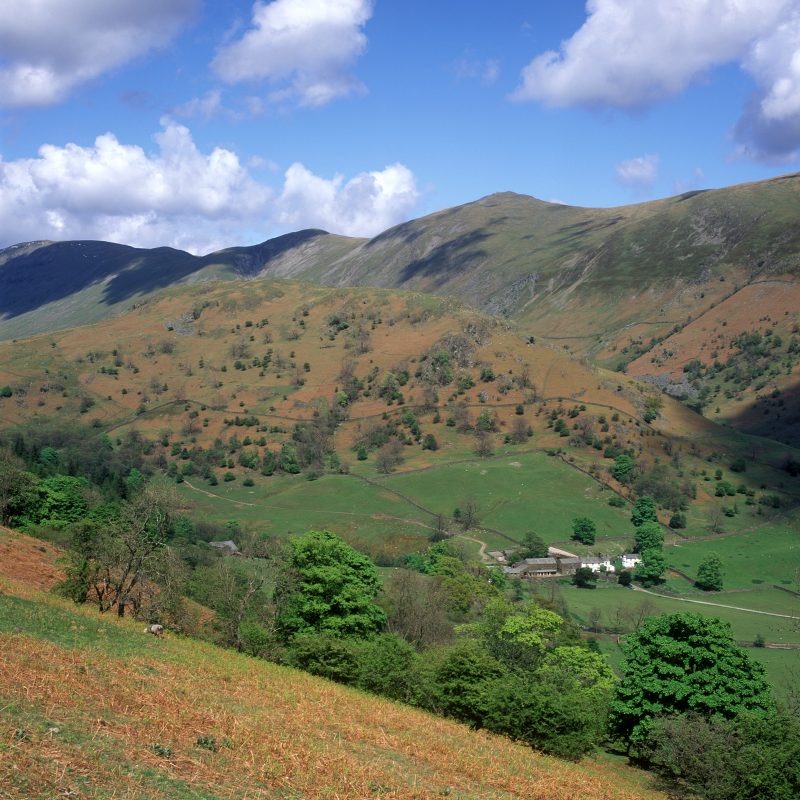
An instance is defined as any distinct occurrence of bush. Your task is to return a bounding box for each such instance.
[289,633,361,684]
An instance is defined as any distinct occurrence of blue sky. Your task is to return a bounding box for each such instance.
[2,0,800,253]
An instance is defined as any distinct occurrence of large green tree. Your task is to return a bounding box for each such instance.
[275,530,386,640]
[571,516,596,545]
[695,553,724,591]
[609,613,773,748]
[634,548,666,586]
[631,495,658,527]
[633,520,663,553]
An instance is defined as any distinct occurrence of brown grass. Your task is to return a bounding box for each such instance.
[0,574,663,800]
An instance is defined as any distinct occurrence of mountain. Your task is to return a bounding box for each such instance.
[0,231,361,340]
[2,173,799,443]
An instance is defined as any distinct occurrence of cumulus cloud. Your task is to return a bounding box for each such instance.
[513,0,800,161]
[0,0,198,107]
[615,154,660,194]
[212,0,373,107]
[513,0,790,108]
[0,122,419,253]
[736,11,800,160]
[276,162,419,236]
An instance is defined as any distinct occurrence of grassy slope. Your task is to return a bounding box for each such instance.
[0,534,662,800]
[0,278,797,661]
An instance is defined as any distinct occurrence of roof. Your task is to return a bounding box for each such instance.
[622,553,641,559]
[210,540,240,553]
[522,557,558,566]
[558,557,581,565]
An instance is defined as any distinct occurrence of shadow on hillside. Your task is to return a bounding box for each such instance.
[399,229,491,286]
[204,230,329,278]
[0,231,333,319]
[0,242,192,318]
[726,377,800,450]
[364,219,426,249]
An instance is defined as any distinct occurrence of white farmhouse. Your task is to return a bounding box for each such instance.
[621,553,642,569]
[580,556,616,573]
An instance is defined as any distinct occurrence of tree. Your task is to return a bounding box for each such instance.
[645,710,800,800]
[60,484,179,617]
[571,516,596,545]
[0,452,39,525]
[572,566,598,589]
[633,520,663,553]
[695,553,724,591]
[375,438,404,474]
[608,613,773,748]
[519,530,548,559]
[631,495,658,527]
[381,569,452,649]
[634,548,666,587]
[474,430,494,458]
[611,453,637,484]
[458,497,480,531]
[617,570,633,587]
[275,530,386,641]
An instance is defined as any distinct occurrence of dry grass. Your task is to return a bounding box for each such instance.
[0,526,63,591]
[0,567,662,800]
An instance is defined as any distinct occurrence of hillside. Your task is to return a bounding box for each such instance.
[2,174,800,443]
[0,277,798,661]
[0,231,361,341]
[0,528,662,800]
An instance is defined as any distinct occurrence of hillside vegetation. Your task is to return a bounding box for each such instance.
[0,529,662,800]
[3,173,800,442]
[0,279,798,683]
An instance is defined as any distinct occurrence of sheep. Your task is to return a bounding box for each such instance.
[144,623,164,639]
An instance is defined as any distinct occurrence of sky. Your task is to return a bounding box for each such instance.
[3,0,800,254]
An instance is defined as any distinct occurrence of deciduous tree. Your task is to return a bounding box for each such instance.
[609,613,773,748]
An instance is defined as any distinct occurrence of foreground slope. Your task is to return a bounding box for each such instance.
[0,532,661,800]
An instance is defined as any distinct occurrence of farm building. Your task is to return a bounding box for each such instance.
[556,556,581,575]
[621,553,642,569]
[581,556,615,573]
[516,557,559,577]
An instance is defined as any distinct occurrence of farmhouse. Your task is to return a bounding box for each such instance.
[621,553,642,569]
[556,556,581,575]
[581,556,615,573]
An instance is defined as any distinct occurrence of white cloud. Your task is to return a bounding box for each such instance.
[736,11,800,160]
[212,0,373,107]
[615,154,660,193]
[0,0,198,107]
[0,122,419,253]
[513,1,800,162]
[277,162,419,237]
[513,0,791,108]
[173,90,225,120]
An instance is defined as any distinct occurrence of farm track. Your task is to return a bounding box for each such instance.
[631,584,800,620]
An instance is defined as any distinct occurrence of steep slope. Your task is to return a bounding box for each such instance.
[0,537,662,800]
[298,176,800,356]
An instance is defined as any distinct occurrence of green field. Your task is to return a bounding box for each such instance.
[381,451,633,552]
[555,581,800,645]
[176,473,436,561]
[665,517,800,589]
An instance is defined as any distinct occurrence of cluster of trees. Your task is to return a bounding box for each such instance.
[3,430,792,790]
